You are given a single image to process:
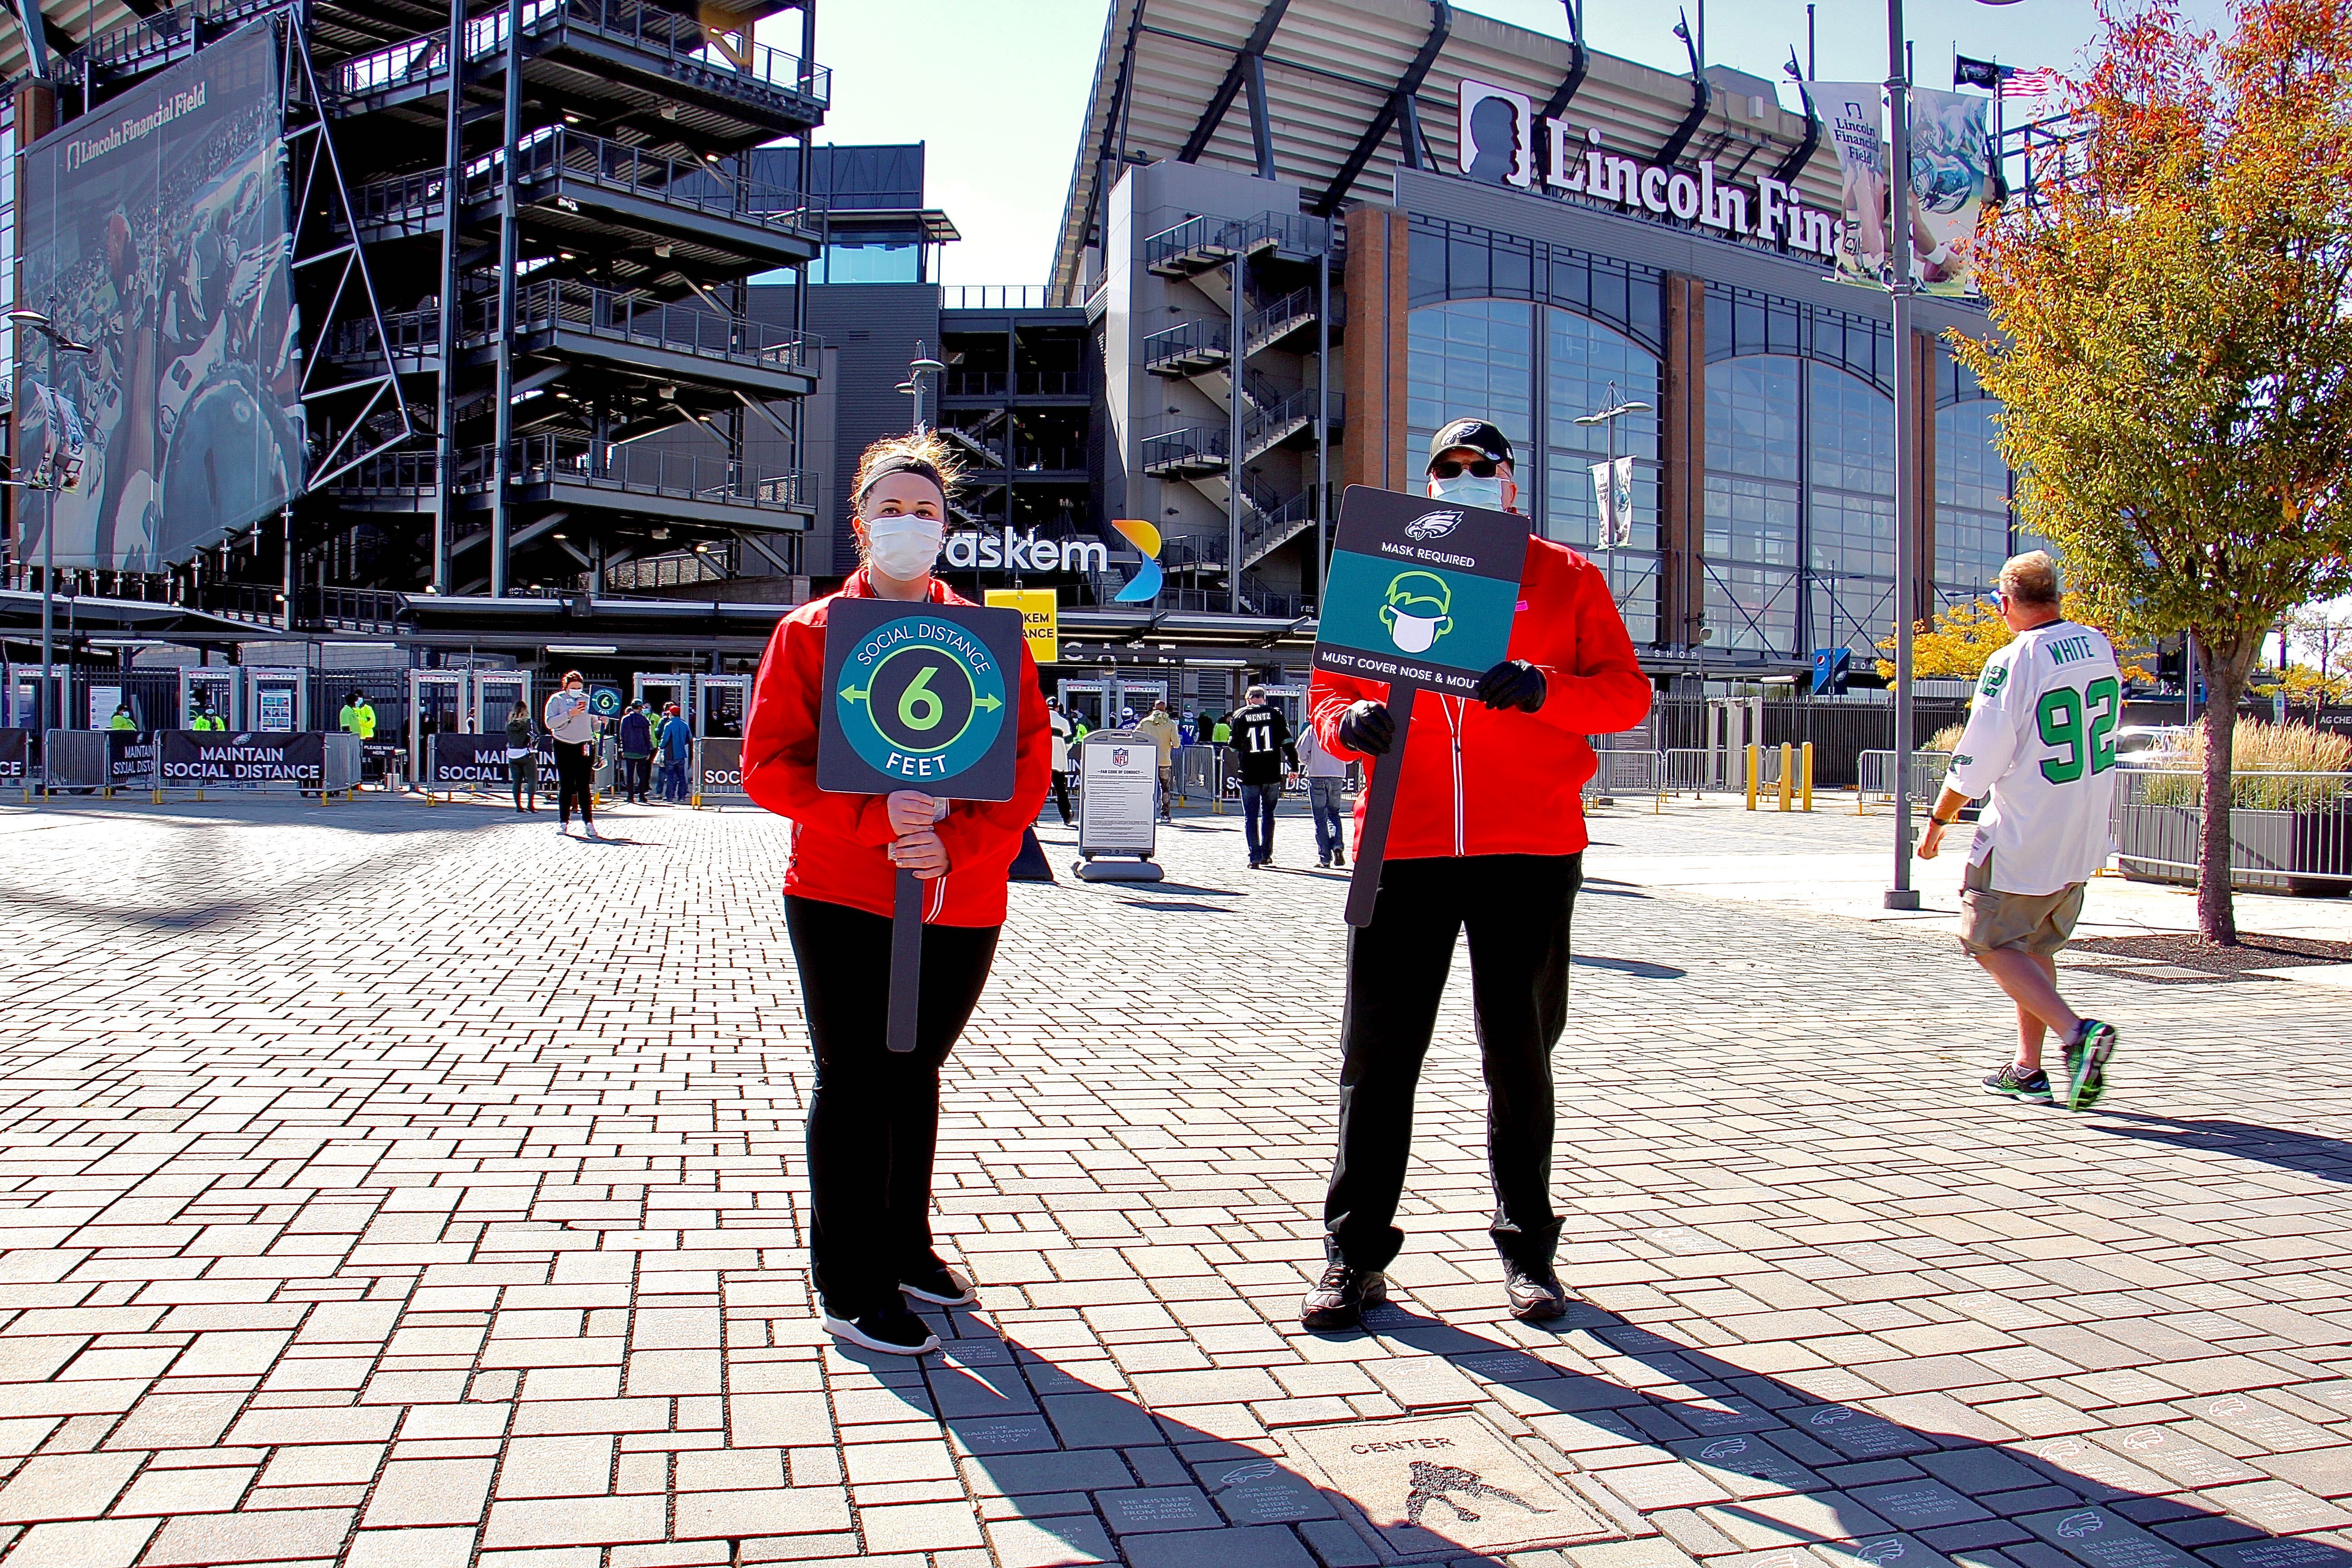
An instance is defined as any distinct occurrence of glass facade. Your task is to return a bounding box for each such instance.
[1405,216,2011,659]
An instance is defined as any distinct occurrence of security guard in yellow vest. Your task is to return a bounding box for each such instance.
[107,705,136,730]
[189,703,226,732]
[339,692,377,740]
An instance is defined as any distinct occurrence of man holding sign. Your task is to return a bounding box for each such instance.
[743,432,1049,1357]
[1301,419,1651,1330]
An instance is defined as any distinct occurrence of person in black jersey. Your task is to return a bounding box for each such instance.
[1227,684,1298,868]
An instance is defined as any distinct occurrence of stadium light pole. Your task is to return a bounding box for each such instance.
[8,309,96,734]
[896,343,945,434]
[1571,384,1653,549]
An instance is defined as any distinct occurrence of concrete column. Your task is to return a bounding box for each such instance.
[1660,274,1706,650]
[1338,204,1410,494]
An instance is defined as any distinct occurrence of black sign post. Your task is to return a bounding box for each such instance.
[1312,485,1532,927]
[817,598,1024,1052]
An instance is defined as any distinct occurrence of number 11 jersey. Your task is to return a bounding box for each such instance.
[1944,620,2124,895]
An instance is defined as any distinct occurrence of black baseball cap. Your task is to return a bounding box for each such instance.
[1427,418,1513,470]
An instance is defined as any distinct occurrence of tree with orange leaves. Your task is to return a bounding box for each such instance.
[1952,0,2352,944]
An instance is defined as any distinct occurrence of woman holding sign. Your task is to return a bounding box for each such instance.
[743,431,1051,1356]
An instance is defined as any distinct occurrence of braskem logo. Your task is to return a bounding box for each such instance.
[1111,519,1163,602]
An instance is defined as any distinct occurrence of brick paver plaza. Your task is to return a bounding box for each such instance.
[0,794,2346,1568]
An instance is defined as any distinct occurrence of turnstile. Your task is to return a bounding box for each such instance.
[5,666,64,732]
[408,670,467,780]
[1058,676,1168,734]
[181,668,241,729]
[246,668,307,733]
[473,671,531,733]
[634,672,688,721]
[695,674,749,738]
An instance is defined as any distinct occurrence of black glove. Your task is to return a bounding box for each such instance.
[1336,700,1395,757]
[1475,659,1548,713]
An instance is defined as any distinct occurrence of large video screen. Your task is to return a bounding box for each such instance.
[17,19,306,571]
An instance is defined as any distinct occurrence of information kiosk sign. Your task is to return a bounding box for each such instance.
[1314,485,1532,927]
[818,598,1024,1051]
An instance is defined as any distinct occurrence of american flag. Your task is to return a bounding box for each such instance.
[2001,66,2062,99]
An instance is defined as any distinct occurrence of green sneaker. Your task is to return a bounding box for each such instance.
[1983,1063,2053,1103]
[2063,1021,2117,1110]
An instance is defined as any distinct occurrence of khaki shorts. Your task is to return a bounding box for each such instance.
[1959,855,2085,958]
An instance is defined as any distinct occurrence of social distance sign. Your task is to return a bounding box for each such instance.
[817,598,1024,800]
[1313,485,1530,696]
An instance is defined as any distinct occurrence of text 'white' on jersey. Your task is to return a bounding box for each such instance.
[1942,620,2125,896]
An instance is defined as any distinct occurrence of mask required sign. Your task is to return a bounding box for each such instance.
[1313,485,1534,928]
[1314,486,1527,697]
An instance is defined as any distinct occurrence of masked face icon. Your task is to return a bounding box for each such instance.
[1379,571,1454,654]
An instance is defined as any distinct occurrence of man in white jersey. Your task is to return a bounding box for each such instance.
[1917,552,2122,1110]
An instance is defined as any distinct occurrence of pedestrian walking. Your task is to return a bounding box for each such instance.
[1135,699,1180,821]
[1227,686,1297,867]
[618,701,655,804]
[1916,550,2122,1111]
[1300,417,1651,1330]
[504,701,539,814]
[657,703,693,802]
[1049,703,1075,826]
[1299,723,1350,869]
[542,671,601,839]
[742,431,1050,1357]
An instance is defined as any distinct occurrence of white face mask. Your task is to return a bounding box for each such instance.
[1387,610,1448,654]
[1431,472,1505,510]
[863,514,943,580]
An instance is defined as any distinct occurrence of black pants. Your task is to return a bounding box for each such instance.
[1324,853,1582,1271]
[1052,769,1073,825]
[553,742,595,825]
[785,895,1000,1317]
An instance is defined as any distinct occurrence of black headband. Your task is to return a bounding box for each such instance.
[856,454,947,506]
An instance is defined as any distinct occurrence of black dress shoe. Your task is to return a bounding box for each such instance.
[900,1259,976,1306]
[1505,1261,1571,1323]
[1301,1262,1386,1330]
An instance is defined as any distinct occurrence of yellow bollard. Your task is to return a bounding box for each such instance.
[1744,744,1759,810]
[1778,743,1793,812]
[1801,743,1815,812]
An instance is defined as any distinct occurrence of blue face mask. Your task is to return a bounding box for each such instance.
[1431,472,1505,510]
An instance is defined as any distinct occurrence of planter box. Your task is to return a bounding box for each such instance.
[2115,802,2352,897]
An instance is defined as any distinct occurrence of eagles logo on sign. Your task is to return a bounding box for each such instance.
[1405,509,1464,541]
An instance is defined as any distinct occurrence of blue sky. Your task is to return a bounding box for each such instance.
[775,0,2232,286]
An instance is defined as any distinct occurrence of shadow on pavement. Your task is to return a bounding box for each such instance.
[831,1284,2352,1568]
[2082,1111,2352,1186]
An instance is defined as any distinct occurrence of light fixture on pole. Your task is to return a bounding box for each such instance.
[1572,383,1653,551]
[7,308,96,735]
[897,342,946,433]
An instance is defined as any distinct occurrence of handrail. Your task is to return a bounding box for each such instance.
[79,0,288,74]
[468,435,811,510]
[478,127,816,232]
[1245,286,1318,347]
[1143,209,1332,270]
[484,280,816,371]
[328,0,829,108]
[939,284,1051,310]
[1142,319,1228,367]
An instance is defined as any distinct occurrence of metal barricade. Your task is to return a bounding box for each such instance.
[1857,750,1952,808]
[42,730,109,795]
[2112,767,2352,894]
[1662,746,1722,794]
[1174,744,1222,807]
[1582,749,1661,802]
[324,735,364,798]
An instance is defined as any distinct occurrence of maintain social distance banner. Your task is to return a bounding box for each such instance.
[159,730,324,784]
[430,731,556,785]
[698,736,745,795]
[108,729,156,785]
[0,730,28,781]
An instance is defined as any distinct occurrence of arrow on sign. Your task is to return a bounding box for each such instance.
[972,693,1003,712]
[840,683,871,705]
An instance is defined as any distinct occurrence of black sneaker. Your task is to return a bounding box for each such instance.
[1301,1262,1386,1330]
[821,1302,938,1356]
[1983,1063,2053,1102]
[1332,850,1346,868]
[900,1260,976,1307]
[1505,1261,1572,1323]
[2063,1021,2118,1111]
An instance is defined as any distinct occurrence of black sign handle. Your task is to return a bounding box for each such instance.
[887,867,923,1054]
[1343,677,1419,929]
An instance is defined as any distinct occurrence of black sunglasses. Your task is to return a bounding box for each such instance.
[1430,458,1502,480]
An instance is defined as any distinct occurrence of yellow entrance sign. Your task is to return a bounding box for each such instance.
[984,589,1059,665]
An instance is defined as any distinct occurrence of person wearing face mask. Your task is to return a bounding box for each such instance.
[542,670,601,840]
[741,431,1051,1358]
[1299,417,1652,1332]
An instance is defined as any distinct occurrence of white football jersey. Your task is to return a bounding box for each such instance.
[1943,620,2124,895]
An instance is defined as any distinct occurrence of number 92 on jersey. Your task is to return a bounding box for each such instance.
[816,598,1026,802]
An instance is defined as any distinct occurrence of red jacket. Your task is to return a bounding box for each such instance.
[742,569,1052,927]
[1309,536,1651,861]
